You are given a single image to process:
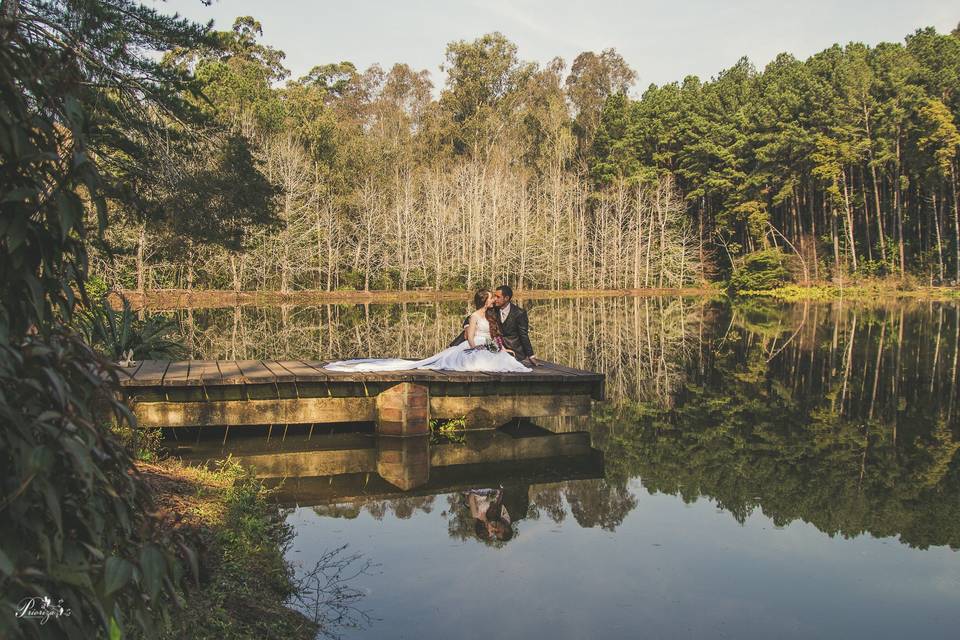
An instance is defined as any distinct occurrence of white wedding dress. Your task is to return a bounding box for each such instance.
[323,316,531,373]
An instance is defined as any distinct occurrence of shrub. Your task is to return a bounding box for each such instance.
[0,3,207,637]
[430,416,468,444]
[0,329,196,639]
[77,297,186,362]
[727,249,792,294]
[855,259,888,278]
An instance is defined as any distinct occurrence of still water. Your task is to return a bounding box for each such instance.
[169,296,960,639]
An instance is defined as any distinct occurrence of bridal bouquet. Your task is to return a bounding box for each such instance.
[469,337,504,353]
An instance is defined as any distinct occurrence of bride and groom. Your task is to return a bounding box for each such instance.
[324,285,538,373]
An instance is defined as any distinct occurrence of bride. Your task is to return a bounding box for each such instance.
[323,289,531,373]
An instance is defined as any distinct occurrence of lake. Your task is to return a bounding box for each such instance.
[164,296,960,639]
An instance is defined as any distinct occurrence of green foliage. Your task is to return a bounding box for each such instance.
[430,416,468,444]
[727,249,792,293]
[155,461,317,640]
[142,133,280,252]
[0,2,245,637]
[174,16,289,133]
[566,49,636,166]
[855,258,888,278]
[217,462,292,567]
[111,425,165,463]
[916,97,960,175]
[440,32,535,156]
[588,26,960,281]
[739,284,840,301]
[0,329,194,639]
[84,277,111,304]
[78,298,186,362]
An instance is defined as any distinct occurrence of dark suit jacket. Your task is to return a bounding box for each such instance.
[448,316,470,348]
[448,303,534,361]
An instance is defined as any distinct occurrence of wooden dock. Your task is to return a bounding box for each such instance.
[118,359,605,436]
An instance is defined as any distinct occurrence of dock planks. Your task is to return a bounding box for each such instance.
[119,358,603,389]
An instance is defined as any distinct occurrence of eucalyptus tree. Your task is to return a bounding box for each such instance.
[565,48,636,169]
[169,15,288,136]
[440,32,536,160]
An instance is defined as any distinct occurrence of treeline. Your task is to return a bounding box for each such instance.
[95,21,702,292]
[592,26,960,283]
[129,157,701,292]
[94,18,960,292]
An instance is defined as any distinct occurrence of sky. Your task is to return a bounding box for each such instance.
[157,0,958,93]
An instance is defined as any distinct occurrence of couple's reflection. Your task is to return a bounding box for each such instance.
[463,486,515,543]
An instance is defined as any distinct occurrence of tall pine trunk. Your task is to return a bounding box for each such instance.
[952,163,960,283]
[863,106,887,265]
[860,166,873,262]
[933,191,946,283]
[895,131,906,277]
[841,169,858,272]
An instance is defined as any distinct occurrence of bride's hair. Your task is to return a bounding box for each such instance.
[473,289,491,309]
[485,307,502,338]
[473,289,502,338]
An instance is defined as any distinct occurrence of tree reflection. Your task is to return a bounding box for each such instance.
[565,479,637,531]
[183,297,960,548]
[288,544,378,639]
[313,495,435,522]
[597,301,960,548]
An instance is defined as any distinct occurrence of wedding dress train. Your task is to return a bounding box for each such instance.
[323,316,531,373]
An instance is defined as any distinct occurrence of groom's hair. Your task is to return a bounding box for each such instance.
[497,284,513,300]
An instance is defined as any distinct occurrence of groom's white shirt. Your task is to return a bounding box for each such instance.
[499,303,512,323]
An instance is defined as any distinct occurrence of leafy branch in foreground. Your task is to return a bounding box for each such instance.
[0,328,197,639]
[0,1,256,638]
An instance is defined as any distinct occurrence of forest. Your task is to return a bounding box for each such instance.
[2,1,960,638]
[91,16,960,293]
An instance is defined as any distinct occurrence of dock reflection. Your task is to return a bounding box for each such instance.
[170,419,604,504]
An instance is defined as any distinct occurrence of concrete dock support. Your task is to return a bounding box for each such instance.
[375,382,430,436]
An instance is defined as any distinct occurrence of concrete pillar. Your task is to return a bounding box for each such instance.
[376,435,430,491]
[376,382,430,436]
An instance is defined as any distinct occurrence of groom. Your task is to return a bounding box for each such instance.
[450,285,538,366]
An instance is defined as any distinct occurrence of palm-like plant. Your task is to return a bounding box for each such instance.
[80,297,186,362]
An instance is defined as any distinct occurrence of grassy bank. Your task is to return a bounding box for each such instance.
[135,459,317,640]
[114,286,721,311]
[113,282,959,311]
[736,282,960,302]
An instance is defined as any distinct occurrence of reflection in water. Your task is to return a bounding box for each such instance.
[606,300,960,549]
[174,297,960,547]
[171,296,700,407]
[287,544,377,640]
[174,422,605,500]
[463,488,514,544]
[172,297,960,638]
